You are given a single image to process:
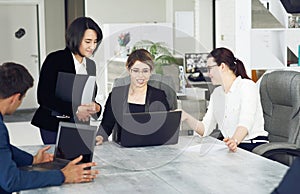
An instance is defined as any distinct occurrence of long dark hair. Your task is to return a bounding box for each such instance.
[208,47,250,79]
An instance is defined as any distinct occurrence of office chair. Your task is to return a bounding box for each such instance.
[252,71,300,166]
[113,73,178,110]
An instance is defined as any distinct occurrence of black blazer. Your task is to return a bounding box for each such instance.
[31,47,101,131]
[97,85,170,139]
[272,157,300,194]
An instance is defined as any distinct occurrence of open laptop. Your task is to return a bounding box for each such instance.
[21,122,97,171]
[113,110,182,147]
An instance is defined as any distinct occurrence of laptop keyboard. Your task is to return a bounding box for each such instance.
[32,160,67,170]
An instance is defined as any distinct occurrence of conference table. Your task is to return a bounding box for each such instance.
[20,136,288,194]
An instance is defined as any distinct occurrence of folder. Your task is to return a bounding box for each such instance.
[52,72,96,118]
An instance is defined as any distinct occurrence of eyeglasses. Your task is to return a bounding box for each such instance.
[130,68,151,75]
[206,65,218,73]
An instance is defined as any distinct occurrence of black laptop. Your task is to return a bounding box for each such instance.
[113,110,182,147]
[21,122,97,171]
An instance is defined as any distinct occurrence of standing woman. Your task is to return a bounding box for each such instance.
[182,47,268,152]
[32,17,103,144]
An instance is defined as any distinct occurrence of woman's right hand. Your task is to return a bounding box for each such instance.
[95,135,104,145]
[76,103,96,122]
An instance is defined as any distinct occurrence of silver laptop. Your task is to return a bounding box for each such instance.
[22,122,97,171]
[113,110,182,147]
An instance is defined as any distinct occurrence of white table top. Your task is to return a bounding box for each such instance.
[20,136,288,194]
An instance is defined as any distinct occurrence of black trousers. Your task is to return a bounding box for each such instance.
[238,136,269,152]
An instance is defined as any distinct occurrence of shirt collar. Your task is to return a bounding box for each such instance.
[72,53,87,73]
[228,76,242,93]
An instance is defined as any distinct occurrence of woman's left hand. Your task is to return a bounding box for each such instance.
[223,138,238,152]
[33,145,54,164]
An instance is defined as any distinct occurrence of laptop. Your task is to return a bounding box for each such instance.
[21,122,97,171]
[52,72,96,118]
[113,110,182,147]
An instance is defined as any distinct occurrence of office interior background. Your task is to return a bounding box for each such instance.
[1,0,300,146]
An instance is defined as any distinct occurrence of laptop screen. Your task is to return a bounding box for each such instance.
[55,122,97,163]
[114,110,182,147]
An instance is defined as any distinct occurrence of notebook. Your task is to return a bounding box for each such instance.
[113,110,182,147]
[21,122,97,171]
[52,72,96,118]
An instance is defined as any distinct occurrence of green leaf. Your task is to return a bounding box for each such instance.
[132,40,181,74]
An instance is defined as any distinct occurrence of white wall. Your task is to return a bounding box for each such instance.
[85,0,166,24]
[85,0,213,102]
[215,0,251,75]
[197,0,213,52]
[85,0,213,55]
[44,0,65,54]
[173,0,196,54]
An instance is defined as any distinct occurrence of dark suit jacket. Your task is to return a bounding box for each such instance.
[272,157,300,194]
[97,85,170,140]
[0,114,64,194]
[31,47,101,131]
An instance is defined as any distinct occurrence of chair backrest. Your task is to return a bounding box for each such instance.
[260,71,300,145]
[113,74,178,110]
[161,64,180,93]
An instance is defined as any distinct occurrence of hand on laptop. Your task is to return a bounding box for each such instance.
[32,145,54,164]
[76,102,99,122]
[61,155,99,183]
[95,135,103,145]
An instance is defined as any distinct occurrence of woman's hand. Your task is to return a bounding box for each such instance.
[76,102,100,122]
[33,145,54,164]
[95,135,104,146]
[223,137,239,152]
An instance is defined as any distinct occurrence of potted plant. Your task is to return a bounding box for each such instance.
[132,40,179,74]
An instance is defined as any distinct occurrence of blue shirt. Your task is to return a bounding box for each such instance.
[0,113,65,194]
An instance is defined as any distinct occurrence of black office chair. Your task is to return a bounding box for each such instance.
[252,71,300,166]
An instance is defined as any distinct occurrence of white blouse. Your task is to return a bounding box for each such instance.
[202,76,268,140]
[72,53,87,75]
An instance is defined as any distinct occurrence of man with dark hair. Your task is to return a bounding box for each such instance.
[0,62,99,194]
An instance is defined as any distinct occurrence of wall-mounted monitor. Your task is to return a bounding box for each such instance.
[184,53,209,74]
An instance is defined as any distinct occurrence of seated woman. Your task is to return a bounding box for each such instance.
[182,47,268,152]
[96,49,170,145]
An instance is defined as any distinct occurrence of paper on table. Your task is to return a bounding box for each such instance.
[184,143,227,154]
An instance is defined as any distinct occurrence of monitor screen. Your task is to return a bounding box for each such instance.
[184,53,209,73]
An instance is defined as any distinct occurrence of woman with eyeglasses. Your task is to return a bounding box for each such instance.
[31,17,103,144]
[95,49,170,145]
[182,47,268,152]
